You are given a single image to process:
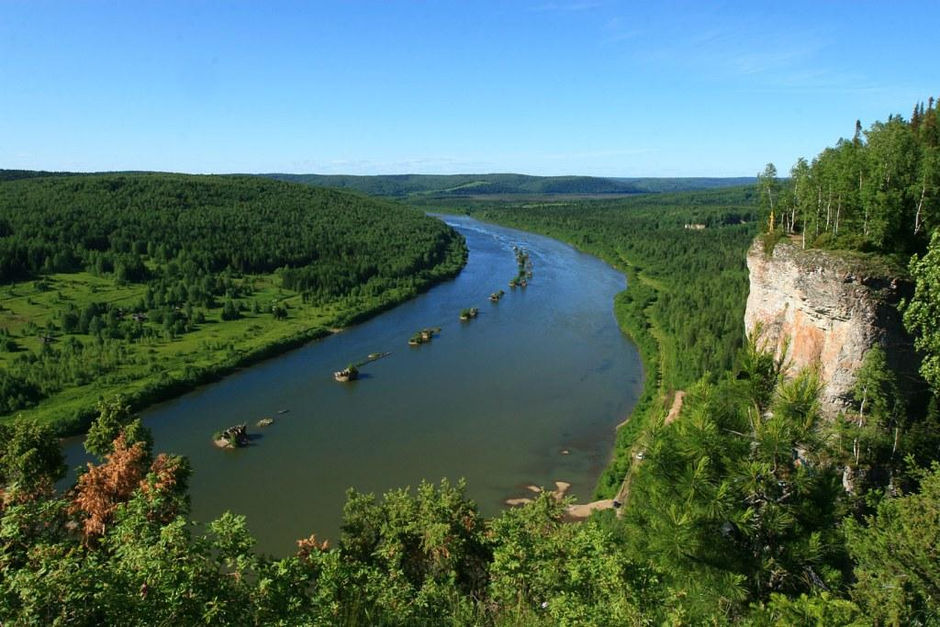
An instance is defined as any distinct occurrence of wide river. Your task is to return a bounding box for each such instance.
[64,216,643,555]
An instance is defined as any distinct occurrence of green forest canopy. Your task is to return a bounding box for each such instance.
[760,97,940,257]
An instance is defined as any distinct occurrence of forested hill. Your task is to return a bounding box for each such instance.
[0,169,82,182]
[1,170,755,197]
[260,172,755,198]
[0,173,466,431]
[0,173,460,286]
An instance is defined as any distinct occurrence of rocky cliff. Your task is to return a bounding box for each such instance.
[744,238,916,417]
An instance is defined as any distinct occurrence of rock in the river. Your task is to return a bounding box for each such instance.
[214,424,249,449]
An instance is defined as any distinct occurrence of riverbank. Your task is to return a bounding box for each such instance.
[451,215,666,500]
[2,234,467,437]
[454,194,755,502]
[61,215,642,554]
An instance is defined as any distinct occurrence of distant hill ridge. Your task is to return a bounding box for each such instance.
[1,169,754,197]
[262,173,755,197]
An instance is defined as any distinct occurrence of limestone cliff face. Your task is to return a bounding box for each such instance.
[744,238,915,417]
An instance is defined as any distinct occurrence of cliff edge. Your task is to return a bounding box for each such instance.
[744,238,916,417]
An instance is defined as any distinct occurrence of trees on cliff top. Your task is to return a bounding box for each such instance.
[766,98,940,255]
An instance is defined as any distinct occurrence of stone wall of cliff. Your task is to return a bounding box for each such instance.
[744,238,917,417]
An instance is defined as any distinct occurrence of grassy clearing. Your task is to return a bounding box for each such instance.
[0,264,460,434]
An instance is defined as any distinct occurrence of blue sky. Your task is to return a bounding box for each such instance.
[2,1,938,177]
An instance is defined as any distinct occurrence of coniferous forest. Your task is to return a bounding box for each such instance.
[2,104,940,624]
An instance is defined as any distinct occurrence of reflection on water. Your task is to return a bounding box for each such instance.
[64,215,643,555]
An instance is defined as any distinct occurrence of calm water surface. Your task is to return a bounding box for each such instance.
[64,216,643,555]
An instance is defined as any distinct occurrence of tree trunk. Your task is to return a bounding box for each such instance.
[815,186,822,238]
[835,194,842,235]
[915,182,926,234]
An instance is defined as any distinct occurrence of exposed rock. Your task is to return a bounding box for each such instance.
[333,367,358,382]
[744,238,917,417]
[214,424,249,449]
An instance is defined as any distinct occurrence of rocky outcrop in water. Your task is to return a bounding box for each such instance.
[214,424,249,449]
[744,238,917,417]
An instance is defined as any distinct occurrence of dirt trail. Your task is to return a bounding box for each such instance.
[664,390,685,425]
[611,389,686,511]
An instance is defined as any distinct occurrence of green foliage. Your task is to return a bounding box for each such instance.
[220,298,240,321]
[853,346,904,425]
[0,420,65,493]
[85,396,153,459]
[487,493,650,624]
[747,592,866,626]
[776,99,940,255]
[617,359,850,619]
[845,463,940,625]
[905,230,940,391]
[338,479,490,622]
[758,162,779,230]
[761,228,786,255]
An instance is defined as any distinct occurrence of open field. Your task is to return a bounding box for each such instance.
[1,271,361,431]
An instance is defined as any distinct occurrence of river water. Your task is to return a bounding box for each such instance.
[63,216,643,555]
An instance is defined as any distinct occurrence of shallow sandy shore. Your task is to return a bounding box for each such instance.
[505,480,573,507]
[565,499,615,520]
[506,391,688,520]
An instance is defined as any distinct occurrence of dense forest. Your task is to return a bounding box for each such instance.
[2,103,940,623]
[759,97,940,257]
[0,174,466,431]
[264,172,754,198]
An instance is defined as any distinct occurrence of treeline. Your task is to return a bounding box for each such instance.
[266,172,755,198]
[761,96,940,255]
[0,174,460,290]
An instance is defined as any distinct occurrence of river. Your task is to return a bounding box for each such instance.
[63,215,643,555]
